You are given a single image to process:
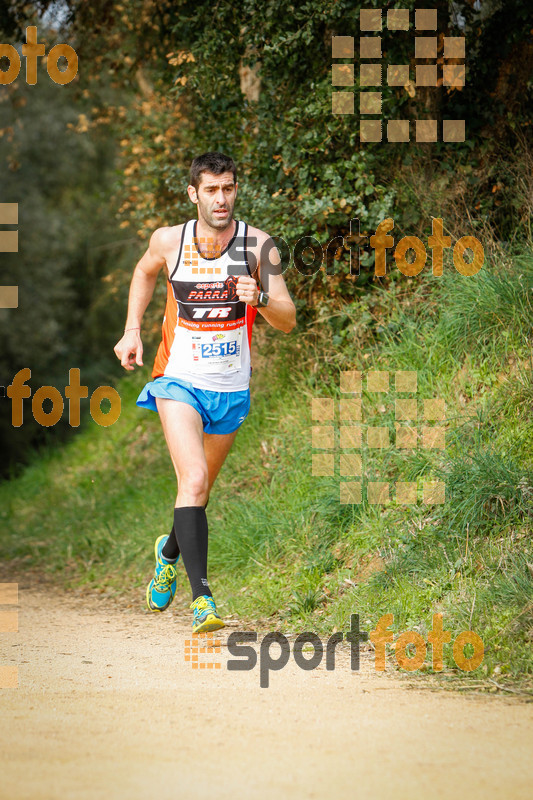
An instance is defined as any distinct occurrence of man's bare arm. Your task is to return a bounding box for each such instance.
[254,271,296,333]
[114,227,169,371]
[235,233,296,333]
[255,235,296,333]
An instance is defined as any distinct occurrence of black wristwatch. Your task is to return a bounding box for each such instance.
[256,291,269,308]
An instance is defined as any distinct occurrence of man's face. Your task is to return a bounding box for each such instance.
[189,170,238,230]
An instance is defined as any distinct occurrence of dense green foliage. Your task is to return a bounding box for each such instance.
[98,1,533,252]
[0,20,138,475]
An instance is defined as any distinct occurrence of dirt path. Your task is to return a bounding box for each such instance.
[1,583,532,800]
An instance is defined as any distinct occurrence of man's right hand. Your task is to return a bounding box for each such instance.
[114,329,143,371]
[114,227,172,371]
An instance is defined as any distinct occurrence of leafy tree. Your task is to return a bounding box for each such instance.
[0,15,137,476]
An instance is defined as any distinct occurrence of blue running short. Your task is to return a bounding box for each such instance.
[136,376,251,434]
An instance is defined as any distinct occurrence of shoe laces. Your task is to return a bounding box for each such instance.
[154,562,176,590]
[193,595,216,615]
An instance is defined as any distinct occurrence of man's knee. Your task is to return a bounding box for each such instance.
[180,466,209,498]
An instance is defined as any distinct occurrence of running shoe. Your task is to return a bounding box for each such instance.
[146,534,178,612]
[191,595,225,634]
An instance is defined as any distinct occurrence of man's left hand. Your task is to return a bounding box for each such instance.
[236,275,259,307]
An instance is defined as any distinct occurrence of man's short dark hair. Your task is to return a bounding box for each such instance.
[189,152,237,191]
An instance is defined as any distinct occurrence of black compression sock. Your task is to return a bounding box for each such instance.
[161,524,180,561]
[161,499,209,562]
[173,505,212,601]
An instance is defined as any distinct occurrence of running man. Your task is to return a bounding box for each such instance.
[114,152,296,633]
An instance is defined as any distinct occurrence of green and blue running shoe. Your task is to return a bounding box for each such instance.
[146,535,178,612]
[191,595,225,634]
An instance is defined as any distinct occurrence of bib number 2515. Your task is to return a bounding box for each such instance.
[201,340,238,358]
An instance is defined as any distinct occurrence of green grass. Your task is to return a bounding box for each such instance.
[1,246,532,691]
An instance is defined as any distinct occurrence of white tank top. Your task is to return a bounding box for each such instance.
[152,219,258,391]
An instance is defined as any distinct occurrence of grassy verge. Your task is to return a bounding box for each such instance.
[1,245,532,692]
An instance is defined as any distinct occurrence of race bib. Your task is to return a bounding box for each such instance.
[190,327,243,373]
